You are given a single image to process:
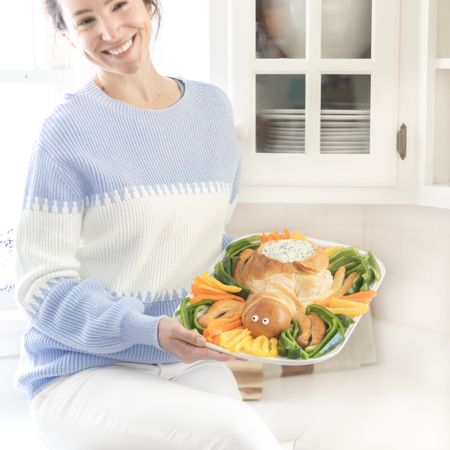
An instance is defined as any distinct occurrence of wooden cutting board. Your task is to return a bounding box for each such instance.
[226,360,264,400]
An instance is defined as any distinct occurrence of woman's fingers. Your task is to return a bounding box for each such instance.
[175,339,238,363]
[174,324,207,347]
[158,316,246,363]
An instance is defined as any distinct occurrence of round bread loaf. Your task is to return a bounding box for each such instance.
[239,239,333,305]
[242,296,291,338]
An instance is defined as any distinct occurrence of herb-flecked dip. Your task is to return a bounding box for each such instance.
[261,239,315,263]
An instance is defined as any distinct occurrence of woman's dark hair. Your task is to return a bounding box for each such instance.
[43,0,161,34]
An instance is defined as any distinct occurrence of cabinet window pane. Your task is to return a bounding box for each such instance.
[256,74,305,154]
[256,0,306,58]
[320,74,370,154]
[321,0,372,59]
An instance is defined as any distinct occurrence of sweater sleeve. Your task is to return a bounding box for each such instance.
[15,145,168,355]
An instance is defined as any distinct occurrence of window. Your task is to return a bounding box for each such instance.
[0,0,211,355]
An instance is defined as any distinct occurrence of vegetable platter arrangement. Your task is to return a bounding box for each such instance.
[174,229,385,365]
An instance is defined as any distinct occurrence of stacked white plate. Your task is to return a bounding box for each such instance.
[258,109,305,154]
[320,109,370,154]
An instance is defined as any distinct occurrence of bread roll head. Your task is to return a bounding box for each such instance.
[242,297,291,338]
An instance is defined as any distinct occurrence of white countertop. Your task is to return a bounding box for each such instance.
[250,318,450,450]
[1,318,448,450]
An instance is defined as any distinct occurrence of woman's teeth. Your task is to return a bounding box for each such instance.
[106,38,133,56]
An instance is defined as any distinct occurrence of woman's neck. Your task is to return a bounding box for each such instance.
[94,64,181,109]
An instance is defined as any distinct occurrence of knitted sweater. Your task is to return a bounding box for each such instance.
[14,77,240,399]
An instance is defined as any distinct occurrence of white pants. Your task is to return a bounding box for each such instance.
[30,361,282,450]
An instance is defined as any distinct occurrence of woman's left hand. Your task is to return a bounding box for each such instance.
[157,316,243,364]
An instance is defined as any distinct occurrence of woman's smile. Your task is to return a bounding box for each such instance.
[102,34,136,57]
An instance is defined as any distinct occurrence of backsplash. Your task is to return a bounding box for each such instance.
[226,204,450,335]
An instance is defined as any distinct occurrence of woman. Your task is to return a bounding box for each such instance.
[14,0,282,448]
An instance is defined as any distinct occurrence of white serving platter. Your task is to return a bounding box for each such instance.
[174,234,385,366]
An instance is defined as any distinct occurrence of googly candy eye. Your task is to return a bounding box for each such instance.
[252,315,259,322]
[262,317,270,325]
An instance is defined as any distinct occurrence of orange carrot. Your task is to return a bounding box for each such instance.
[283,228,291,239]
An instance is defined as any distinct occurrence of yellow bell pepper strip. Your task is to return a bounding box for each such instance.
[242,335,278,358]
[213,262,250,299]
[189,293,245,304]
[198,272,242,293]
[327,306,368,318]
[220,328,253,352]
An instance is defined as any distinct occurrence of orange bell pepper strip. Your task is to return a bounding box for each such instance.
[336,290,377,303]
[203,318,243,339]
[191,283,228,296]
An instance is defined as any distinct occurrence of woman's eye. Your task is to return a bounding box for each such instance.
[262,318,270,325]
[77,17,95,27]
[113,1,128,10]
[251,315,259,322]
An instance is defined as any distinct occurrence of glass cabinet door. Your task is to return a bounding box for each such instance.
[231,0,400,187]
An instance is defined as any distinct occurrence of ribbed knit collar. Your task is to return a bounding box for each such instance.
[80,76,194,116]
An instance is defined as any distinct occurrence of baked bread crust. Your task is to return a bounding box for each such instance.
[238,240,332,305]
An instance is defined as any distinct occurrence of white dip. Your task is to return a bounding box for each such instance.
[261,239,315,263]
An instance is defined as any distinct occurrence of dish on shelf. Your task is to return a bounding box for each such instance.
[174,230,385,366]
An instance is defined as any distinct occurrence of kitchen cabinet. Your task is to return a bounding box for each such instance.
[228,0,400,189]
[416,0,450,208]
[210,0,449,208]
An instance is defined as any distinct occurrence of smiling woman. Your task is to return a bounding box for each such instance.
[11,1,282,449]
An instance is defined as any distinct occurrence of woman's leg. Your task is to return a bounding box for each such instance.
[163,360,282,449]
[30,364,282,450]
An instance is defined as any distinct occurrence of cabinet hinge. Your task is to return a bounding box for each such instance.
[397,123,407,160]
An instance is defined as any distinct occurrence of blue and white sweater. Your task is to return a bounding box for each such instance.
[14,77,240,399]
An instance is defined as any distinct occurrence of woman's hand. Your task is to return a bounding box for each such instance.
[158,316,242,363]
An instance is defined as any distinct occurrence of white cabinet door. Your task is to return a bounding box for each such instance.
[230,0,401,188]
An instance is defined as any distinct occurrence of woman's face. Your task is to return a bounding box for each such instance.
[58,0,153,75]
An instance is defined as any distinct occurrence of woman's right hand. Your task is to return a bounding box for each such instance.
[157,316,243,363]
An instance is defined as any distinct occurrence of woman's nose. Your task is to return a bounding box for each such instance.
[99,18,121,41]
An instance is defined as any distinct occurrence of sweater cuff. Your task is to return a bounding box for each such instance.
[122,310,166,351]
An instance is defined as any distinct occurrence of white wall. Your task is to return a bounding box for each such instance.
[226,203,450,335]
